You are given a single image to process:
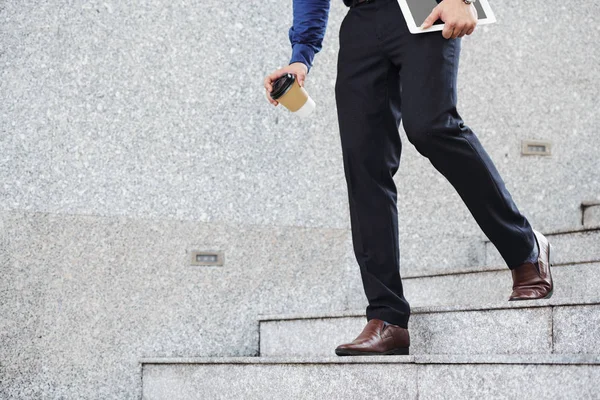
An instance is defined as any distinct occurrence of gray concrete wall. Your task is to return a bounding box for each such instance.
[1,0,598,398]
[0,211,355,398]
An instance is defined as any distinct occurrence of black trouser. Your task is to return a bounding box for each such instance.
[334,0,537,328]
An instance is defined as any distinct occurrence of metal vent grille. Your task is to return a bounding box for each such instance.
[190,251,224,266]
[521,140,552,156]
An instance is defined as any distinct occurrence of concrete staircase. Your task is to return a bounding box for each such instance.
[140,227,600,399]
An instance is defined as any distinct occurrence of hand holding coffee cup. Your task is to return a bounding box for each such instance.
[264,63,315,117]
[264,62,307,104]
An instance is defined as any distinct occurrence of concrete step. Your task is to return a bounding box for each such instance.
[401,226,599,279]
[140,354,600,400]
[400,261,600,308]
[483,226,600,275]
[258,297,600,357]
[342,227,600,310]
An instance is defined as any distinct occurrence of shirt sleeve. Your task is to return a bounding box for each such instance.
[288,0,331,73]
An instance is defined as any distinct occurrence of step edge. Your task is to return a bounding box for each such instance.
[258,297,600,322]
[139,355,414,365]
[404,260,600,280]
[139,354,600,366]
[484,225,600,243]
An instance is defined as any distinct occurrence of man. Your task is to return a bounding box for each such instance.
[263,0,553,356]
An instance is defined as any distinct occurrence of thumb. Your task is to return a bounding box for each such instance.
[421,6,440,29]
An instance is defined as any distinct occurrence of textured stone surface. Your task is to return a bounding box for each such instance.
[0,212,47,399]
[139,354,600,365]
[583,204,600,227]
[411,308,551,355]
[414,354,600,365]
[2,0,600,397]
[141,355,416,364]
[342,228,600,301]
[3,213,592,398]
[370,235,486,279]
[345,234,491,306]
[260,307,552,357]
[553,305,600,355]
[399,262,600,307]
[419,364,600,400]
[260,317,365,358]
[140,356,600,400]
[0,212,351,399]
[0,0,351,231]
[142,362,418,400]
[344,261,600,316]
[344,234,487,310]
[486,228,600,268]
[1,0,598,236]
[259,296,600,321]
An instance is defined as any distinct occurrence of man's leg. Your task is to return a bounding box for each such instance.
[383,16,538,269]
[334,3,410,329]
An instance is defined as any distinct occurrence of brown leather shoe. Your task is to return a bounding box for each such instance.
[335,319,410,356]
[509,229,553,301]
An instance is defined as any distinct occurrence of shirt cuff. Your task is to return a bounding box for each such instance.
[289,43,316,73]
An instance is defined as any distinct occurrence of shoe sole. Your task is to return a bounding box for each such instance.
[508,288,554,301]
[335,347,410,356]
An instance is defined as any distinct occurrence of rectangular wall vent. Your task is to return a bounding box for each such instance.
[190,251,224,266]
[521,140,552,156]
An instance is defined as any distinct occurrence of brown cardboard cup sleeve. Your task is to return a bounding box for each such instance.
[270,73,316,117]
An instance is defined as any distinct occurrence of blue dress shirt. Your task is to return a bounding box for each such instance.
[288,0,332,72]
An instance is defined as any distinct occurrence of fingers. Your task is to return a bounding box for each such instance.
[455,22,476,38]
[264,62,308,106]
[433,0,478,39]
[265,67,288,90]
[265,91,278,106]
[465,19,478,36]
[263,76,278,106]
[264,66,287,106]
[265,89,278,106]
[264,75,280,106]
[263,76,273,93]
[442,22,454,39]
[452,24,463,39]
[443,21,476,39]
[421,6,440,30]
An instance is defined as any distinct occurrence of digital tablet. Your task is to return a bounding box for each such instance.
[397,0,496,34]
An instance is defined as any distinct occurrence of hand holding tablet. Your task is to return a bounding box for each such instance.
[397,0,496,35]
